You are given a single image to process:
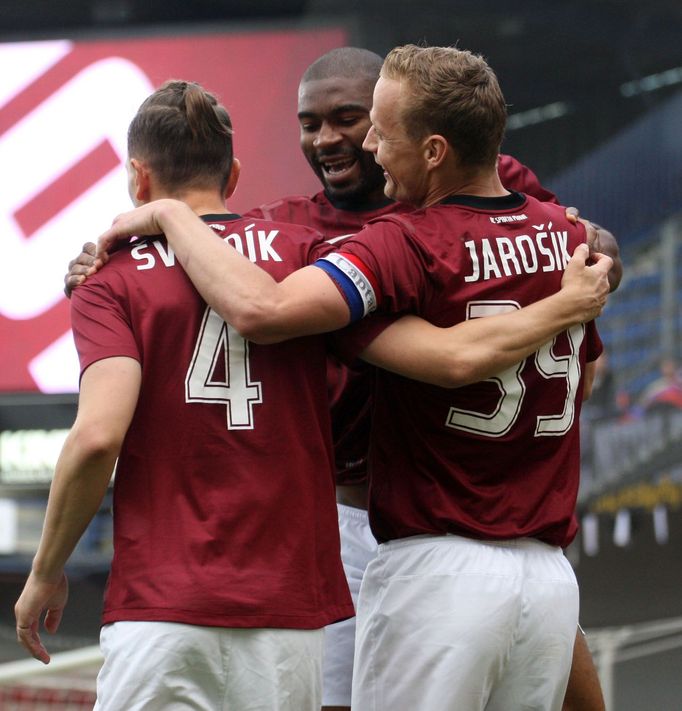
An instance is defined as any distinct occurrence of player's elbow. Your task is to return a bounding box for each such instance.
[221,291,306,345]
[226,304,289,345]
[425,355,482,389]
[441,361,482,388]
[69,422,124,463]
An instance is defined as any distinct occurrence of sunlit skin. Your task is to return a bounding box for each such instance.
[297,76,386,207]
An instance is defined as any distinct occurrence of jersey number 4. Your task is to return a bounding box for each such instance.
[185,307,262,430]
[445,301,585,438]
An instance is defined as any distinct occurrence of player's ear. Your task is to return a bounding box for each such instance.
[424,134,448,170]
[224,158,241,200]
[130,158,151,204]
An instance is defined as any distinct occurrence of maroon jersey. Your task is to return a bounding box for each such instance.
[318,193,601,547]
[71,214,353,630]
[245,190,407,241]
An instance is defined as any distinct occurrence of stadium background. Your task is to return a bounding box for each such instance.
[0,1,680,708]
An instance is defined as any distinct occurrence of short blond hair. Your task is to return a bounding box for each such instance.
[381,45,507,168]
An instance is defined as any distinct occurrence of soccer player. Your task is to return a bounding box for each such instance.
[94,46,613,710]
[15,80,356,711]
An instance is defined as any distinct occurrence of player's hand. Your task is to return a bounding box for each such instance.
[564,206,580,224]
[561,243,612,322]
[565,210,622,292]
[564,209,602,252]
[96,198,186,261]
[15,572,69,664]
[63,242,106,298]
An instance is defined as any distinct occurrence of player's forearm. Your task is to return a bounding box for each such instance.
[362,288,588,388]
[457,291,587,382]
[31,433,116,582]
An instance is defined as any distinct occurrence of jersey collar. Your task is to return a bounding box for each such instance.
[439,191,526,210]
[200,213,241,222]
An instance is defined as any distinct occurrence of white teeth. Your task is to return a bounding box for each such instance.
[322,158,355,175]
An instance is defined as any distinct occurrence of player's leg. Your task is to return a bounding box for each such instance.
[485,542,579,711]
[562,628,606,711]
[351,535,529,711]
[322,504,377,711]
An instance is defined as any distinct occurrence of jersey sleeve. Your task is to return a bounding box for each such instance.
[313,218,427,322]
[71,273,140,378]
[498,154,558,204]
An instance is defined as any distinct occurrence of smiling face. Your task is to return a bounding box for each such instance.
[297,75,387,205]
[363,76,431,208]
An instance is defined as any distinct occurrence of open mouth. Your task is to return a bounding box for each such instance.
[320,156,357,181]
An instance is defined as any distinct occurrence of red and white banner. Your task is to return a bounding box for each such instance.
[0,26,346,393]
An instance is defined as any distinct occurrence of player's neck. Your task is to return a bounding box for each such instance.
[423,167,508,207]
[151,188,228,217]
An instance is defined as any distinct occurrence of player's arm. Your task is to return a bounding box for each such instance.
[359,245,612,388]
[15,357,141,664]
[64,205,270,297]
[97,199,350,343]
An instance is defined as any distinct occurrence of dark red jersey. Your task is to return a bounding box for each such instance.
[244,156,558,487]
[245,190,408,241]
[317,193,601,547]
[71,214,353,630]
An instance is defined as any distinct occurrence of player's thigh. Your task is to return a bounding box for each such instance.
[322,504,377,708]
[352,535,526,711]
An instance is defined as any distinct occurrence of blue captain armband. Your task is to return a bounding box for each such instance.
[313,254,378,323]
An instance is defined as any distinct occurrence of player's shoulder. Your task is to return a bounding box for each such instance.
[521,192,566,217]
[244,193,319,220]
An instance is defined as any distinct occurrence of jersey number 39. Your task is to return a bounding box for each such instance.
[445,301,585,438]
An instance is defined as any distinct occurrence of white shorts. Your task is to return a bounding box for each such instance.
[322,504,377,707]
[95,621,324,711]
[352,534,579,711]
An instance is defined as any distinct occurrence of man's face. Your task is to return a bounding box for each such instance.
[363,76,430,207]
[297,76,386,204]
